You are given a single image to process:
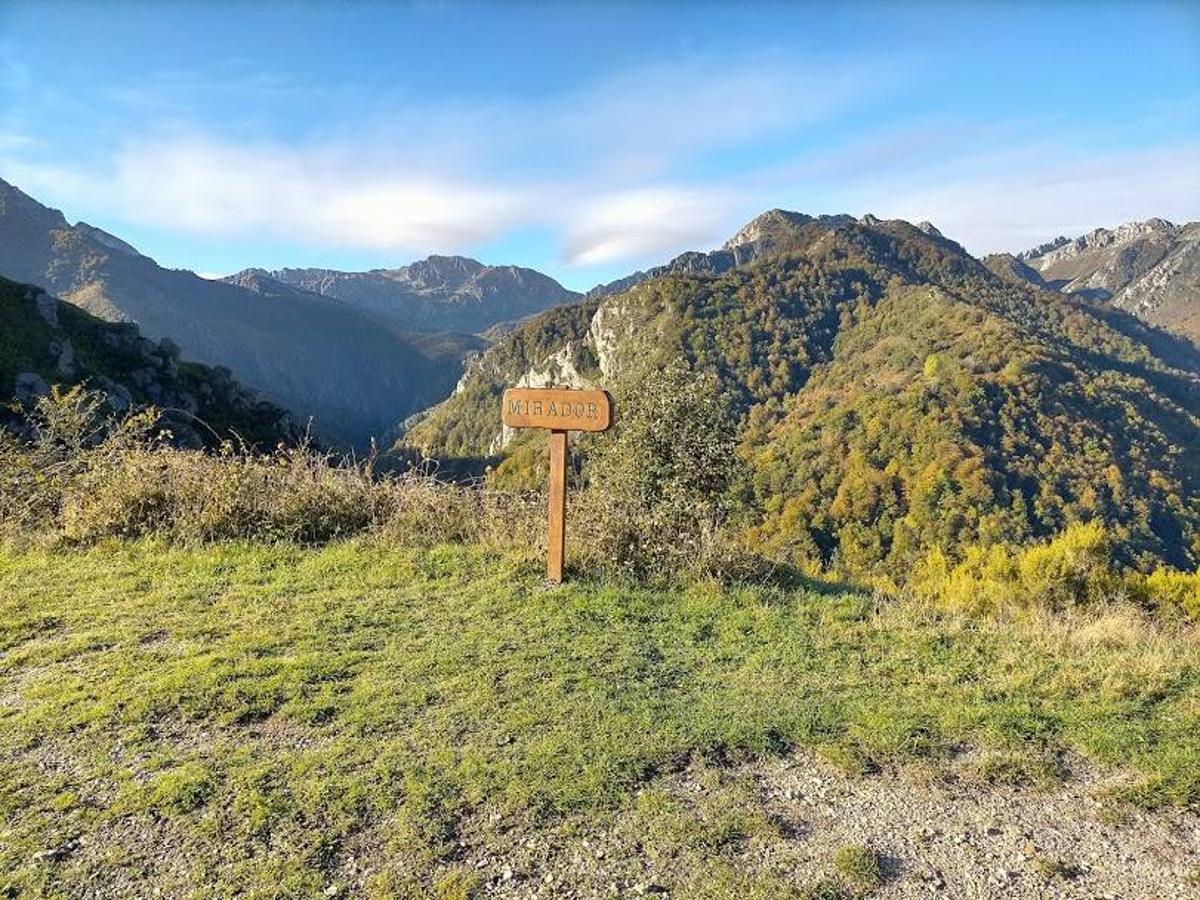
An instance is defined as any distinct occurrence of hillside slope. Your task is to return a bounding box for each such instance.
[0,277,295,447]
[247,255,580,333]
[0,179,480,445]
[1018,219,1199,344]
[405,211,1200,573]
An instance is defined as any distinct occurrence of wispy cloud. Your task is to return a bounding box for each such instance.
[867,142,1200,252]
[0,53,887,265]
[111,137,531,249]
[1,49,1196,274]
[563,187,733,266]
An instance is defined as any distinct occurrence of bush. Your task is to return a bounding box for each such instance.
[3,387,543,551]
[1016,521,1114,609]
[913,523,1114,613]
[911,522,1198,622]
[0,385,158,538]
[1138,567,1200,622]
[584,359,742,580]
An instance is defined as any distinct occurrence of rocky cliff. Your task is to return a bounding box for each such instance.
[1018,219,1198,343]
[0,277,297,448]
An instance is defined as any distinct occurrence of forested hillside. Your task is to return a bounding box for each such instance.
[403,212,1200,576]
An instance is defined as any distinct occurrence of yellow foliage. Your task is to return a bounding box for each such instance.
[1016,521,1112,609]
[911,522,1198,623]
[913,522,1113,614]
[1140,568,1200,622]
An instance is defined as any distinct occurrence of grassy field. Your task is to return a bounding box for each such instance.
[0,540,1196,897]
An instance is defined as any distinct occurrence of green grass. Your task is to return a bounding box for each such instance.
[0,540,1196,897]
[832,844,885,893]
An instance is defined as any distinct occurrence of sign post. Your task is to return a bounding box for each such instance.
[501,386,613,584]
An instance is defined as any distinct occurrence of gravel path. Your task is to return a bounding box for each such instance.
[448,751,1199,899]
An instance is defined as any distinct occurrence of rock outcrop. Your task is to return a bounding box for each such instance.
[1,278,298,449]
[1018,219,1198,342]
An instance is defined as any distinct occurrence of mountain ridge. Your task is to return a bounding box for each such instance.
[244,254,580,333]
[1016,217,1198,343]
[0,178,532,445]
[405,207,1199,574]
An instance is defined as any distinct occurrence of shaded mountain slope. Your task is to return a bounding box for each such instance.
[0,277,295,448]
[249,255,580,333]
[0,178,478,445]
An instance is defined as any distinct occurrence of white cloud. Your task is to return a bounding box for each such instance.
[831,141,1200,253]
[107,137,530,251]
[0,53,886,263]
[2,49,1194,273]
[564,187,733,266]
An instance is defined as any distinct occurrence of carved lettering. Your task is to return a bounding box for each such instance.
[501,388,613,433]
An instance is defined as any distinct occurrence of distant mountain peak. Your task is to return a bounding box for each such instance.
[239,254,579,334]
[1019,218,1178,262]
[1016,217,1197,342]
[0,176,70,231]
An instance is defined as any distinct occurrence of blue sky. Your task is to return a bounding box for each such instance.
[1,1,1197,291]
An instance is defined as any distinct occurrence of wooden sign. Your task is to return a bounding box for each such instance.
[502,387,612,432]
[502,387,613,584]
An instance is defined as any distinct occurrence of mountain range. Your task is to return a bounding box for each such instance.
[240,256,579,333]
[1018,218,1198,344]
[1,174,1196,567]
[0,179,573,445]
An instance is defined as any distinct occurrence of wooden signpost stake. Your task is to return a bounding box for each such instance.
[501,386,613,584]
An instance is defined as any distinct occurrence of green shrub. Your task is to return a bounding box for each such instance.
[1137,567,1200,622]
[585,359,742,580]
[913,522,1120,614]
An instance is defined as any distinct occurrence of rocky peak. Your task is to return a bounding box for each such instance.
[1020,219,1178,263]
[1017,236,1070,260]
[722,209,815,250]
[391,255,488,291]
[0,176,69,231]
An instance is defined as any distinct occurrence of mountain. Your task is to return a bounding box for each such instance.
[1017,219,1199,344]
[0,276,296,448]
[585,210,859,298]
[243,255,580,333]
[404,209,1200,574]
[0,178,483,445]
